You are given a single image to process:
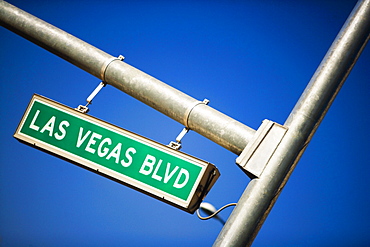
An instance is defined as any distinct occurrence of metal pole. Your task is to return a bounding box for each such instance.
[214,0,370,246]
[0,0,255,155]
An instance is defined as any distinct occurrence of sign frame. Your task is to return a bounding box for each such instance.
[14,94,220,213]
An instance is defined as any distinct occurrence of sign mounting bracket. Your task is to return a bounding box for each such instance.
[75,81,106,114]
[75,55,125,114]
[168,98,210,150]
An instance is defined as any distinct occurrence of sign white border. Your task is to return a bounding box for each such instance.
[14,94,220,213]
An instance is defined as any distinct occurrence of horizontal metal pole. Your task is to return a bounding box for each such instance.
[214,0,370,246]
[0,0,255,154]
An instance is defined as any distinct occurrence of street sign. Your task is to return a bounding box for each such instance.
[14,94,220,213]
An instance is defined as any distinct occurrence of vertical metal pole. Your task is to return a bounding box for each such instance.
[1,0,369,244]
[214,0,370,246]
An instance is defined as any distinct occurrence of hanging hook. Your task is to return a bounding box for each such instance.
[75,81,106,113]
[75,55,124,114]
[168,98,210,150]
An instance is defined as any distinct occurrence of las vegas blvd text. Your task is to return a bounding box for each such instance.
[20,100,202,201]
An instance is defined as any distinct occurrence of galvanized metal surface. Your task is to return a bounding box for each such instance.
[236,120,288,179]
[15,94,221,213]
[0,0,255,155]
[2,0,369,245]
[213,0,370,246]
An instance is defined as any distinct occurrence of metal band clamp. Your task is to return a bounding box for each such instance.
[75,55,124,114]
[168,98,210,150]
[184,98,210,128]
[100,55,124,82]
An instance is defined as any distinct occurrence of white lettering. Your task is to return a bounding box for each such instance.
[97,137,112,157]
[54,120,70,140]
[106,143,122,164]
[152,159,163,181]
[173,168,189,189]
[29,110,40,131]
[139,154,156,175]
[164,163,179,184]
[76,127,91,148]
[40,116,56,137]
[85,132,102,154]
[121,147,136,167]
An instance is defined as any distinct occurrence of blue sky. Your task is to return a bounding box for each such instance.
[1,0,369,246]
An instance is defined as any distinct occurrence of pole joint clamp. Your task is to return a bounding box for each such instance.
[168,98,210,150]
[184,98,210,128]
[75,55,124,114]
[100,55,125,82]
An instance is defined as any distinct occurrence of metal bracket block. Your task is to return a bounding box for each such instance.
[75,104,89,113]
[236,119,288,179]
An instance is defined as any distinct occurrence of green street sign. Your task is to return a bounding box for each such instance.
[14,94,220,213]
